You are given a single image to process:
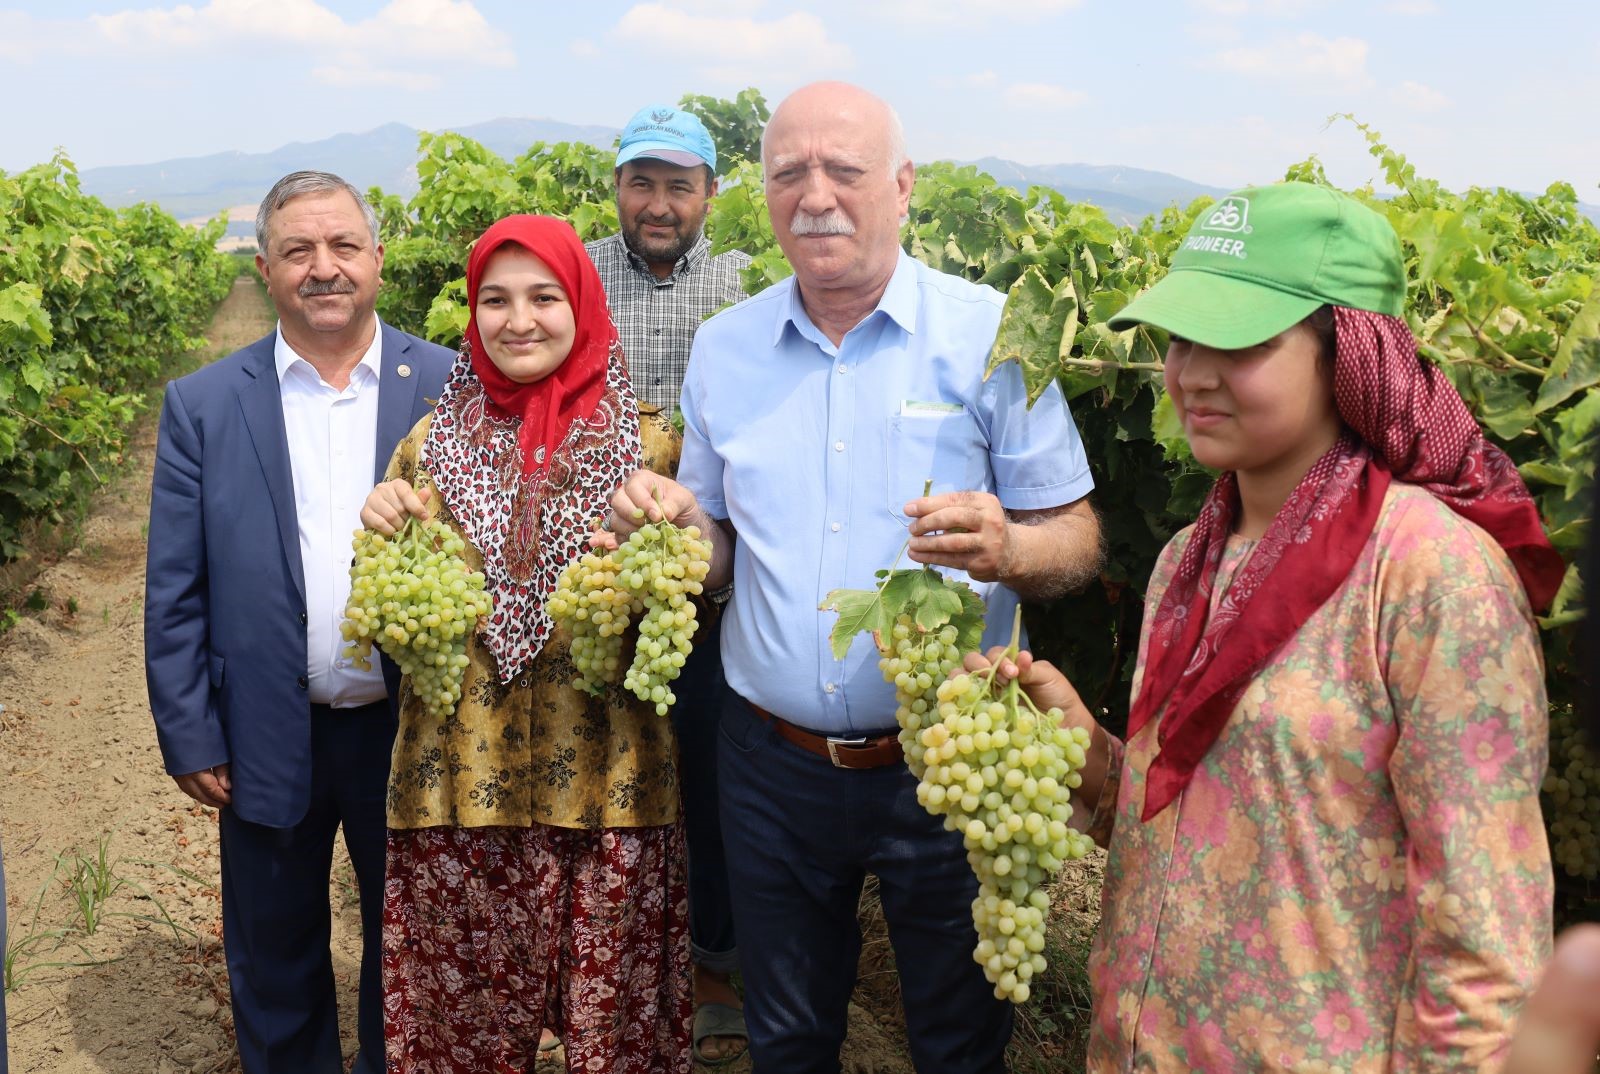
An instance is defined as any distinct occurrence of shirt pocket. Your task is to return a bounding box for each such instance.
[885,408,990,509]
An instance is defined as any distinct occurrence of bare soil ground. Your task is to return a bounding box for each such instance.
[0,277,1101,1073]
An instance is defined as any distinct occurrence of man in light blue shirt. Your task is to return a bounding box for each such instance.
[603,81,1101,1073]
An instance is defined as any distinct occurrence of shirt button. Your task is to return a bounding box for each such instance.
[298,611,308,625]
[830,522,841,532]
[824,683,837,694]
[833,440,845,452]
[837,364,847,374]
[296,675,309,690]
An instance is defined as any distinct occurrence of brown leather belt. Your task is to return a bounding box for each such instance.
[746,700,903,770]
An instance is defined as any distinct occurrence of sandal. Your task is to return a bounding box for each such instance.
[691,1002,749,1067]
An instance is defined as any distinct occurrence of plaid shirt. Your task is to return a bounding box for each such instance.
[586,232,752,411]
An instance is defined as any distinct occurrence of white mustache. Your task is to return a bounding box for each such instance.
[789,209,856,236]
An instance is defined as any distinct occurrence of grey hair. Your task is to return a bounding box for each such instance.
[255,170,381,253]
[759,97,910,182]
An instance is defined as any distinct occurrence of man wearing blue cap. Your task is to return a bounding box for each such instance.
[585,103,752,1067]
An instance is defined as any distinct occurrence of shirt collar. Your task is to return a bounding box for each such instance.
[274,316,383,387]
[773,249,919,347]
[624,231,711,283]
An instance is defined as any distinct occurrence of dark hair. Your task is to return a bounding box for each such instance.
[613,162,716,192]
[1304,305,1337,373]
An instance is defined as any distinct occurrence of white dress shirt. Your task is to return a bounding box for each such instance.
[274,319,388,707]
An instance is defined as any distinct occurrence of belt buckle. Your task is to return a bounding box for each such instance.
[825,735,867,768]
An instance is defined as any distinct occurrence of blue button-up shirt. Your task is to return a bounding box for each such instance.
[678,251,1095,735]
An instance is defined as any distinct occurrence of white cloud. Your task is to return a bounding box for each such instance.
[1004,82,1088,110]
[1394,80,1449,113]
[1188,0,1319,13]
[1216,33,1372,90]
[569,37,600,58]
[933,70,1003,91]
[12,0,512,78]
[1383,0,1438,12]
[612,3,852,83]
[872,0,1081,24]
[311,64,439,90]
[669,0,768,10]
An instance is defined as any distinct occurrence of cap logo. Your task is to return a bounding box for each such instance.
[1204,196,1251,234]
[650,108,675,123]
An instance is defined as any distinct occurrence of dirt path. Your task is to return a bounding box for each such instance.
[1,276,1096,1073]
[0,276,329,1074]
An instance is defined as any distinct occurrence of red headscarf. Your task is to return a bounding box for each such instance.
[466,214,614,475]
[421,214,640,681]
[1129,308,1565,820]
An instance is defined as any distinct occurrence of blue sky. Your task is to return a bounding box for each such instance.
[2,0,1596,199]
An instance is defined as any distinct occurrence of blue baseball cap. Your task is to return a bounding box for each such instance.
[615,105,717,172]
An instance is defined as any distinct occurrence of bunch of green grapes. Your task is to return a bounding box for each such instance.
[1543,703,1600,880]
[549,549,635,694]
[548,518,712,714]
[875,612,1093,1004]
[915,668,1094,1003]
[342,517,492,720]
[878,613,965,780]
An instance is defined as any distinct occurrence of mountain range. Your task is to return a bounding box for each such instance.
[73,118,1599,243]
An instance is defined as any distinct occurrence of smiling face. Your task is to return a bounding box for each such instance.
[616,158,715,273]
[255,189,383,345]
[762,83,913,302]
[473,244,576,384]
[1164,319,1342,488]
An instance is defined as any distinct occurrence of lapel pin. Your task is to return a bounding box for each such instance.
[397,363,412,378]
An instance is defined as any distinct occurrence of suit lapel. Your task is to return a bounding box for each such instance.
[237,338,307,602]
[374,321,424,481]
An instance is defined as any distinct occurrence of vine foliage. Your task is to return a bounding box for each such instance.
[0,154,234,560]
[364,96,1599,919]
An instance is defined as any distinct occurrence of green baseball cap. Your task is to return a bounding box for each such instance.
[1109,182,1406,349]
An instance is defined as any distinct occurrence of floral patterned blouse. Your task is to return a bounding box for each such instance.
[383,409,685,832]
[1084,483,1553,1073]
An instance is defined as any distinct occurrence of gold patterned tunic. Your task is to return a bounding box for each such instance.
[383,410,682,831]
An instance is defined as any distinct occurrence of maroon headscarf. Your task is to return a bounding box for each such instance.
[1129,308,1564,820]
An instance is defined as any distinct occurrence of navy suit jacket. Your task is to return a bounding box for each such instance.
[144,321,453,828]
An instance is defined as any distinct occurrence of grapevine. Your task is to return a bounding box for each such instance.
[548,514,712,714]
[341,515,492,720]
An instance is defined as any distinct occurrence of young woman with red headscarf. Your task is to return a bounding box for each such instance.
[970,183,1561,1072]
[359,215,690,1073]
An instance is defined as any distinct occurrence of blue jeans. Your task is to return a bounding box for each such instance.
[718,693,1012,1074]
[671,614,738,974]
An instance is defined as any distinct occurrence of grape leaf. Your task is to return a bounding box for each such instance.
[820,586,891,660]
[822,567,988,660]
[985,265,1079,407]
[953,586,989,654]
[913,584,965,632]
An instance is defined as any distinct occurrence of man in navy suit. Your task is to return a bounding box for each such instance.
[144,171,451,1074]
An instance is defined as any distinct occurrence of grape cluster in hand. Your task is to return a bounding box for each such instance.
[878,613,1093,1004]
[342,517,492,720]
[548,517,712,715]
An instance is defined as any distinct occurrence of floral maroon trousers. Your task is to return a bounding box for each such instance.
[383,822,691,1073]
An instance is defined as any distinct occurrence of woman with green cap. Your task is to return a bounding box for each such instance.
[971,181,1562,1070]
